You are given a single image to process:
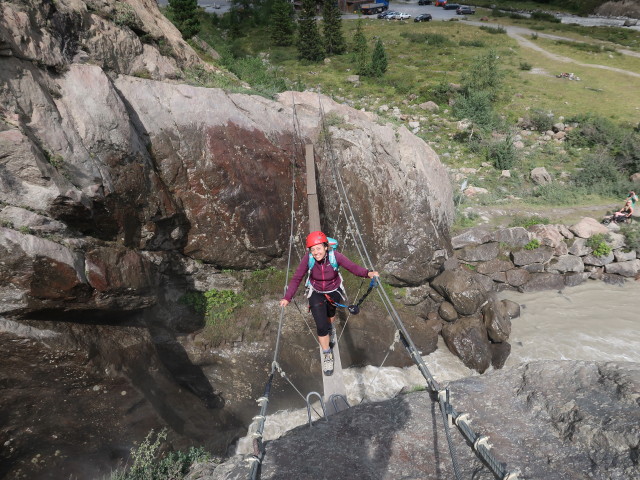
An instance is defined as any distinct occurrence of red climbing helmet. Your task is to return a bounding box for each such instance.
[306,231,328,248]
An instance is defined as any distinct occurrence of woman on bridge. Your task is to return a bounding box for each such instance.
[280,231,378,376]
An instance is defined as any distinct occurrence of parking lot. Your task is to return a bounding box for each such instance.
[346,2,474,21]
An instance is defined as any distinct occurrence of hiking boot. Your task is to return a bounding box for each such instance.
[322,352,334,376]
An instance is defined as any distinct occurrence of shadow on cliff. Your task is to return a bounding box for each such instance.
[264,395,412,479]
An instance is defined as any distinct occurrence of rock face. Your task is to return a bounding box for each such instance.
[193,361,640,480]
[0,0,454,316]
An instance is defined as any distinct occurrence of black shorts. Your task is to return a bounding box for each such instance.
[308,290,342,337]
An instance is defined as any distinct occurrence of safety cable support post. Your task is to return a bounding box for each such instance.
[502,469,521,480]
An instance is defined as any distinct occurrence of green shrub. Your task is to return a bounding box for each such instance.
[132,68,152,79]
[179,291,207,314]
[243,266,287,298]
[110,429,210,480]
[114,2,143,31]
[586,233,611,258]
[530,32,538,40]
[566,114,623,149]
[528,183,584,205]
[459,39,485,47]
[519,61,532,71]
[573,151,626,194]
[530,11,560,23]
[524,239,540,250]
[528,109,554,132]
[509,216,550,228]
[487,136,517,170]
[453,90,496,129]
[401,32,452,47]
[430,81,456,104]
[479,25,507,34]
[620,224,640,252]
[203,289,244,325]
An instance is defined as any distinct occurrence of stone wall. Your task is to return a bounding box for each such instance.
[451,217,640,292]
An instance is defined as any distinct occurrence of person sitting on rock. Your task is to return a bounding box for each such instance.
[612,199,633,223]
[279,231,379,376]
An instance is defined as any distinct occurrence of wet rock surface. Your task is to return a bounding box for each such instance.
[192,361,640,480]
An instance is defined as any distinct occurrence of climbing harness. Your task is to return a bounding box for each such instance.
[320,277,377,315]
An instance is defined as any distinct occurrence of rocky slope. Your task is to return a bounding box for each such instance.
[188,361,640,480]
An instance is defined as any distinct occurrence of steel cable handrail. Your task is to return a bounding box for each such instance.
[317,95,519,480]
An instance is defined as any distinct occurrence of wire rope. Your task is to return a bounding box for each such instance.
[316,95,516,480]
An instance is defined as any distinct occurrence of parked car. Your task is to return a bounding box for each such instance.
[389,12,411,20]
[414,13,433,22]
[456,5,475,14]
[418,0,433,5]
[443,3,460,10]
[434,0,447,6]
[377,10,398,18]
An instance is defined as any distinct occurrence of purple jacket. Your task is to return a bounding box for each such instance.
[283,252,369,302]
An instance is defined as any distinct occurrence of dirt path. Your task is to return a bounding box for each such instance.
[466,22,640,78]
[462,202,626,228]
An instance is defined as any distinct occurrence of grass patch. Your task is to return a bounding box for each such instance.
[509,215,551,228]
[109,428,211,480]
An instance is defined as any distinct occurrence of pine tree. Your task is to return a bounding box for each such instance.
[270,0,296,46]
[351,19,369,76]
[297,0,325,61]
[322,0,346,55]
[369,38,388,77]
[168,0,200,39]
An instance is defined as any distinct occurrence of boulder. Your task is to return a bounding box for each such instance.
[556,224,574,239]
[583,251,615,267]
[530,167,552,185]
[0,227,88,313]
[607,232,626,250]
[430,269,489,316]
[457,242,499,262]
[614,250,637,262]
[553,242,568,256]
[441,315,491,373]
[0,206,67,234]
[489,271,507,283]
[511,246,554,266]
[476,258,514,275]
[528,224,565,248]
[463,186,489,197]
[438,301,458,322]
[501,299,520,319]
[470,271,496,292]
[605,259,640,277]
[564,272,590,287]
[451,227,492,249]
[490,227,531,247]
[521,273,566,292]
[482,297,511,343]
[569,217,609,238]
[419,101,439,112]
[523,263,545,273]
[490,341,511,369]
[630,172,640,183]
[547,254,584,274]
[568,237,591,256]
[505,268,530,287]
